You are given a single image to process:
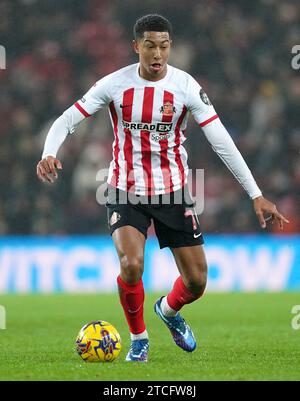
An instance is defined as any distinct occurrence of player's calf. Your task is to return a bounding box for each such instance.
[183,272,207,300]
[167,276,205,312]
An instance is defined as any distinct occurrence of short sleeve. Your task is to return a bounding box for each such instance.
[74,74,112,117]
[186,75,219,127]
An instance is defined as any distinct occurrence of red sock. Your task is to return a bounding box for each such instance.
[117,275,146,335]
[167,276,203,312]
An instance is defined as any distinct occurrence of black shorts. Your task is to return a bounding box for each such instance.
[105,185,204,249]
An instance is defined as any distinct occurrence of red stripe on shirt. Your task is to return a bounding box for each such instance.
[109,101,120,187]
[174,105,188,188]
[122,88,135,192]
[74,102,91,117]
[140,87,155,195]
[199,114,219,127]
[160,91,175,192]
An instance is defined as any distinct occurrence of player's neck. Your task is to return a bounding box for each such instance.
[138,64,168,82]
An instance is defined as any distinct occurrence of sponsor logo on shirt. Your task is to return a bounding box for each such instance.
[151,132,172,141]
[122,121,173,133]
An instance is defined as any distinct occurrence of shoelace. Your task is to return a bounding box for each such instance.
[130,340,148,354]
[169,314,187,334]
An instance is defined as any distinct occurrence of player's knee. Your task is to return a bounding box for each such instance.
[120,254,144,284]
[185,264,207,297]
[187,279,206,297]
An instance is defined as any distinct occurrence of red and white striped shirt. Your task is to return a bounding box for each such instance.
[42,63,262,199]
[73,63,218,195]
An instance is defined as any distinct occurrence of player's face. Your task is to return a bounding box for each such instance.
[133,31,172,81]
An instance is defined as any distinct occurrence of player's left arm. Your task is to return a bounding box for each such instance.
[252,195,289,230]
[202,119,289,229]
[186,76,289,230]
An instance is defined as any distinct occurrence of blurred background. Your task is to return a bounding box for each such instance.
[1,0,300,236]
[0,0,299,293]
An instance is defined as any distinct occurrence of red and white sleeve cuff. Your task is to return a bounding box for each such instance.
[74,102,91,117]
[199,114,219,127]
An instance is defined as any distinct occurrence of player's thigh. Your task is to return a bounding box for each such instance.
[171,245,207,293]
[112,226,146,283]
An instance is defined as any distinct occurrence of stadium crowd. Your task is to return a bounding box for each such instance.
[0,0,299,235]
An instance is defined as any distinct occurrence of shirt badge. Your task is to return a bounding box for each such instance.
[160,101,176,117]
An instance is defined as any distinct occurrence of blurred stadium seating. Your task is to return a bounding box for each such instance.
[0,0,299,236]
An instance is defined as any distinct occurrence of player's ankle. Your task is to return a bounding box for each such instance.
[130,329,149,341]
[160,296,178,317]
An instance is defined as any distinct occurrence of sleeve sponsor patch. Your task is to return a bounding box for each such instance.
[200,89,212,105]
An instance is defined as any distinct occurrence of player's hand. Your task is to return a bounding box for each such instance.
[253,195,289,230]
[36,156,62,183]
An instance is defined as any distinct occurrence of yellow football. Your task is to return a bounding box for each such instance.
[75,320,121,362]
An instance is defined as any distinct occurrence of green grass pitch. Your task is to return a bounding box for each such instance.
[0,293,299,381]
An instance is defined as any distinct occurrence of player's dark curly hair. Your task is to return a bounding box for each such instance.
[133,14,172,40]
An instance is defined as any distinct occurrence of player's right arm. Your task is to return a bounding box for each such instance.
[36,75,112,183]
